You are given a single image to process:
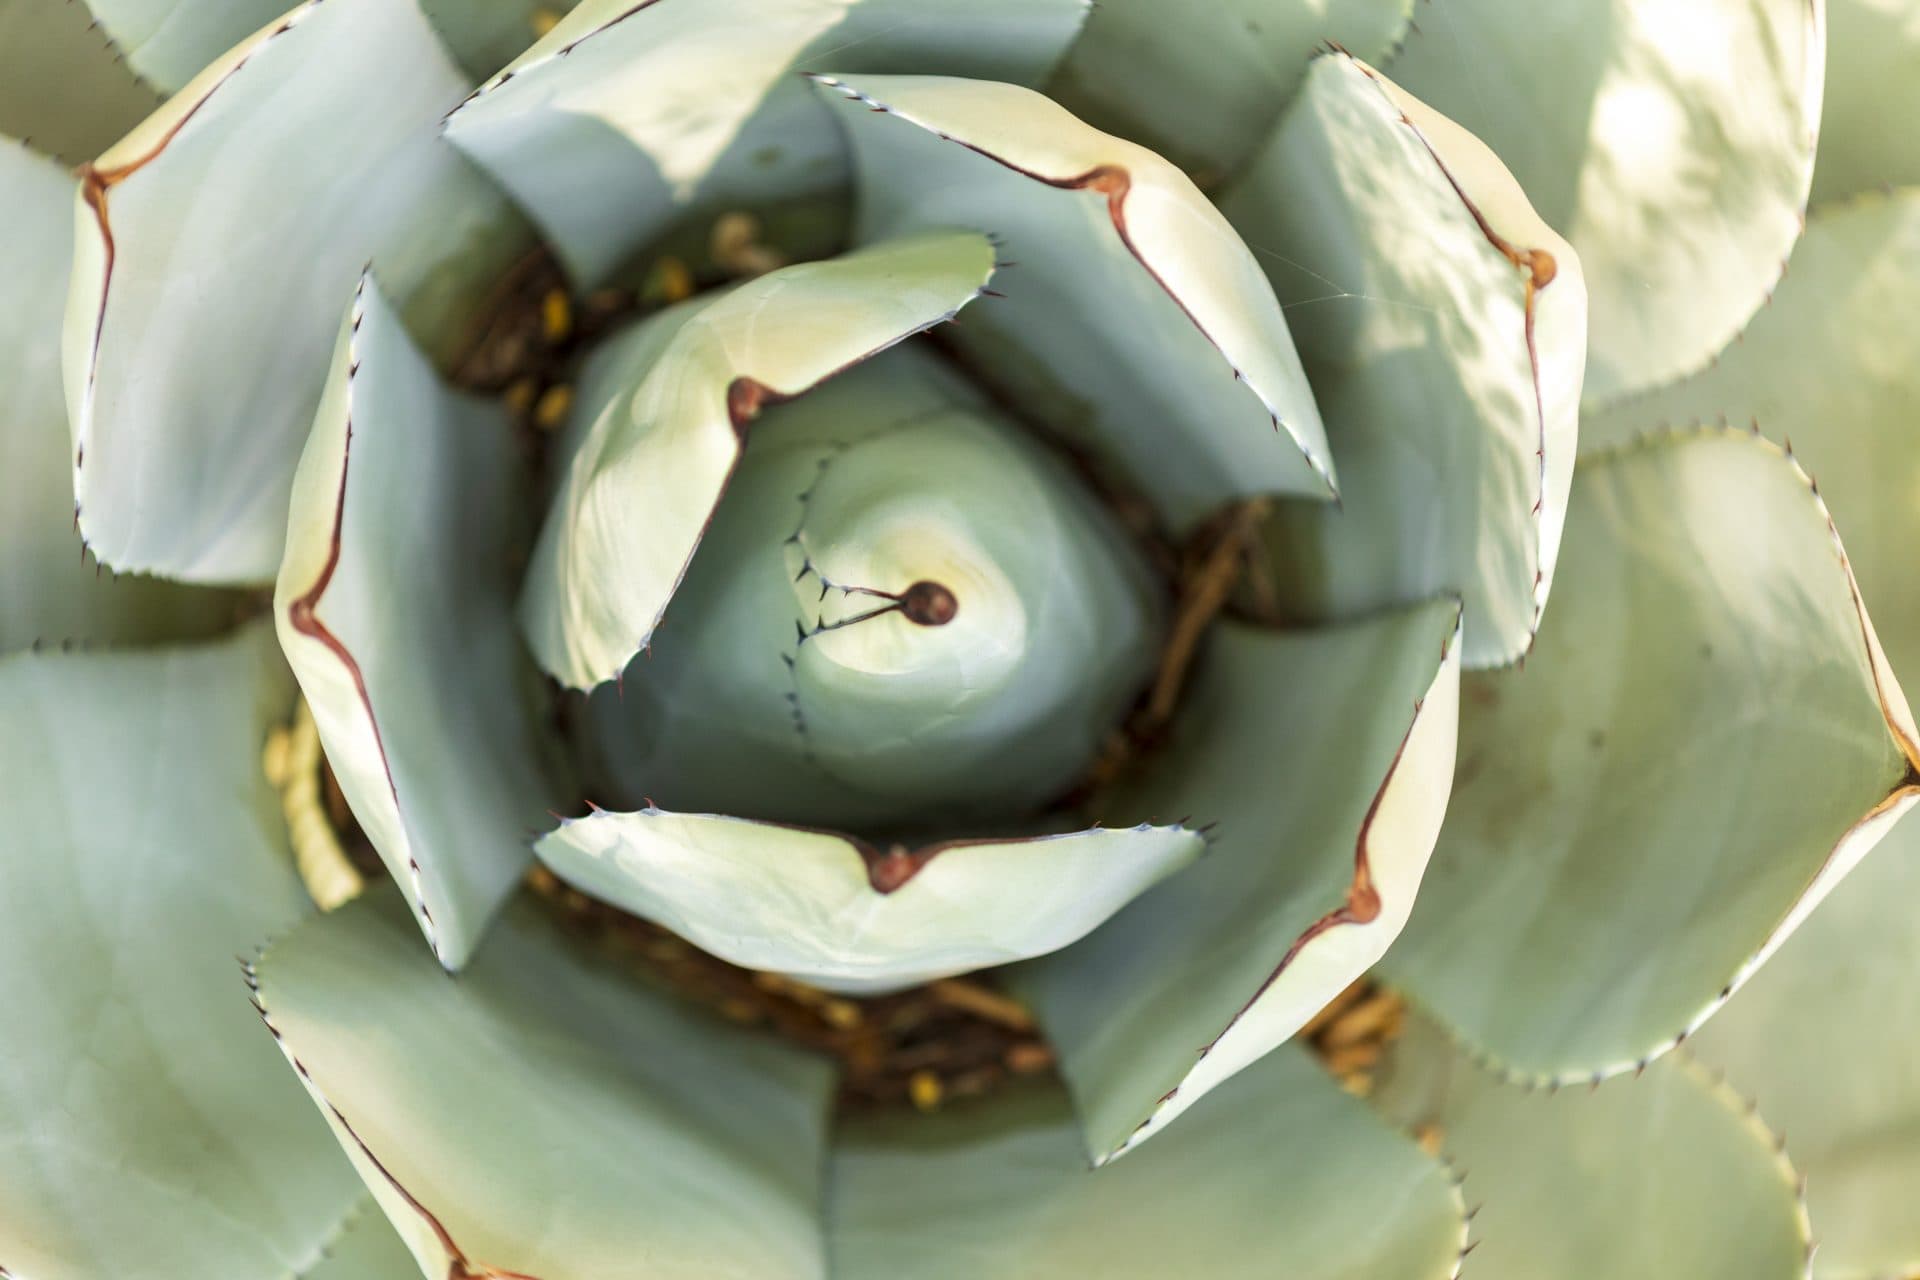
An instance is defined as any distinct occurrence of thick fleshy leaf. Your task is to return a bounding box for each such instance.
[1045,0,1413,183]
[1372,1011,1811,1278]
[538,809,1204,994]
[1587,190,1920,680]
[443,0,1087,285]
[520,231,996,690]
[299,1197,419,1280]
[1012,599,1463,1162]
[1,140,234,653]
[78,0,586,95]
[1690,814,1920,1278]
[578,346,1160,831]
[1381,429,1920,1082]
[0,625,364,1279]
[1588,192,1920,1276]
[1221,55,1585,668]
[819,72,1335,533]
[66,0,529,585]
[275,276,555,971]
[0,0,161,164]
[75,0,282,93]
[416,0,589,81]
[832,1044,1467,1278]
[251,890,836,1280]
[1809,0,1920,204]
[1382,0,1823,404]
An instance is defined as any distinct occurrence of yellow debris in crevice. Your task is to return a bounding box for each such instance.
[1321,988,1405,1048]
[534,384,575,432]
[1004,1041,1054,1075]
[263,701,364,912]
[929,978,1034,1030]
[540,288,573,344]
[644,256,696,304]
[753,971,866,1030]
[710,211,788,278]
[503,377,539,418]
[529,6,562,36]
[1305,981,1406,1098]
[908,1069,944,1112]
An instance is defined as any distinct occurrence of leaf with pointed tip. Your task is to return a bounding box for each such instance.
[1011,599,1462,1162]
[443,0,1088,285]
[519,231,996,690]
[0,0,161,165]
[1688,812,1920,1278]
[299,1197,419,1280]
[1587,190,1920,682]
[1582,189,1920,1280]
[0,625,365,1279]
[1382,0,1822,405]
[252,890,836,1280]
[1381,430,1920,1083]
[577,345,1161,831]
[832,1044,1466,1278]
[66,0,530,586]
[275,275,556,972]
[1809,0,1920,204]
[820,73,1334,535]
[72,0,283,94]
[538,810,1204,995]
[78,0,592,91]
[417,0,589,81]
[1371,1011,1811,1278]
[1045,0,1413,183]
[1,140,235,653]
[1221,55,1585,669]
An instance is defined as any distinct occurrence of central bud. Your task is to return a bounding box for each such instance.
[899,580,959,626]
[584,348,1162,832]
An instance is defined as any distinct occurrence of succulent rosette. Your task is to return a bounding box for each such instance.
[4,0,1919,1275]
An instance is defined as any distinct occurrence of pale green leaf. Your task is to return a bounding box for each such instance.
[1809,0,1920,204]
[1381,429,1920,1081]
[1586,190,1920,679]
[1690,813,1920,1279]
[274,275,557,971]
[65,0,530,585]
[1589,190,1920,1277]
[251,890,836,1280]
[1372,1011,1811,1279]
[1011,599,1463,1161]
[74,0,283,94]
[1382,0,1822,404]
[298,1197,420,1280]
[1221,54,1586,668]
[420,0,589,82]
[0,139,234,652]
[519,232,996,690]
[1046,0,1413,183]
[578,346,1159,831]
[538,810,1203,994]
[0,0,161,164]
[66,0,581,115]
[820,72,1334,534]
[443,0,1088,285]
[832,1044,1466,1279]
[0,625,363,1279]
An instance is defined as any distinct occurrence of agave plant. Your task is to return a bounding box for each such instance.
[4,0,1917,1274]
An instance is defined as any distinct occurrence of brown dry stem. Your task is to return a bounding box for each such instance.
[526,864,1055,1110]
[1301,979,1407,1098]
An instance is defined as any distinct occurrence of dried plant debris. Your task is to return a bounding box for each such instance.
[1302,980,1408,1099]
[528,863,1057,1111]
